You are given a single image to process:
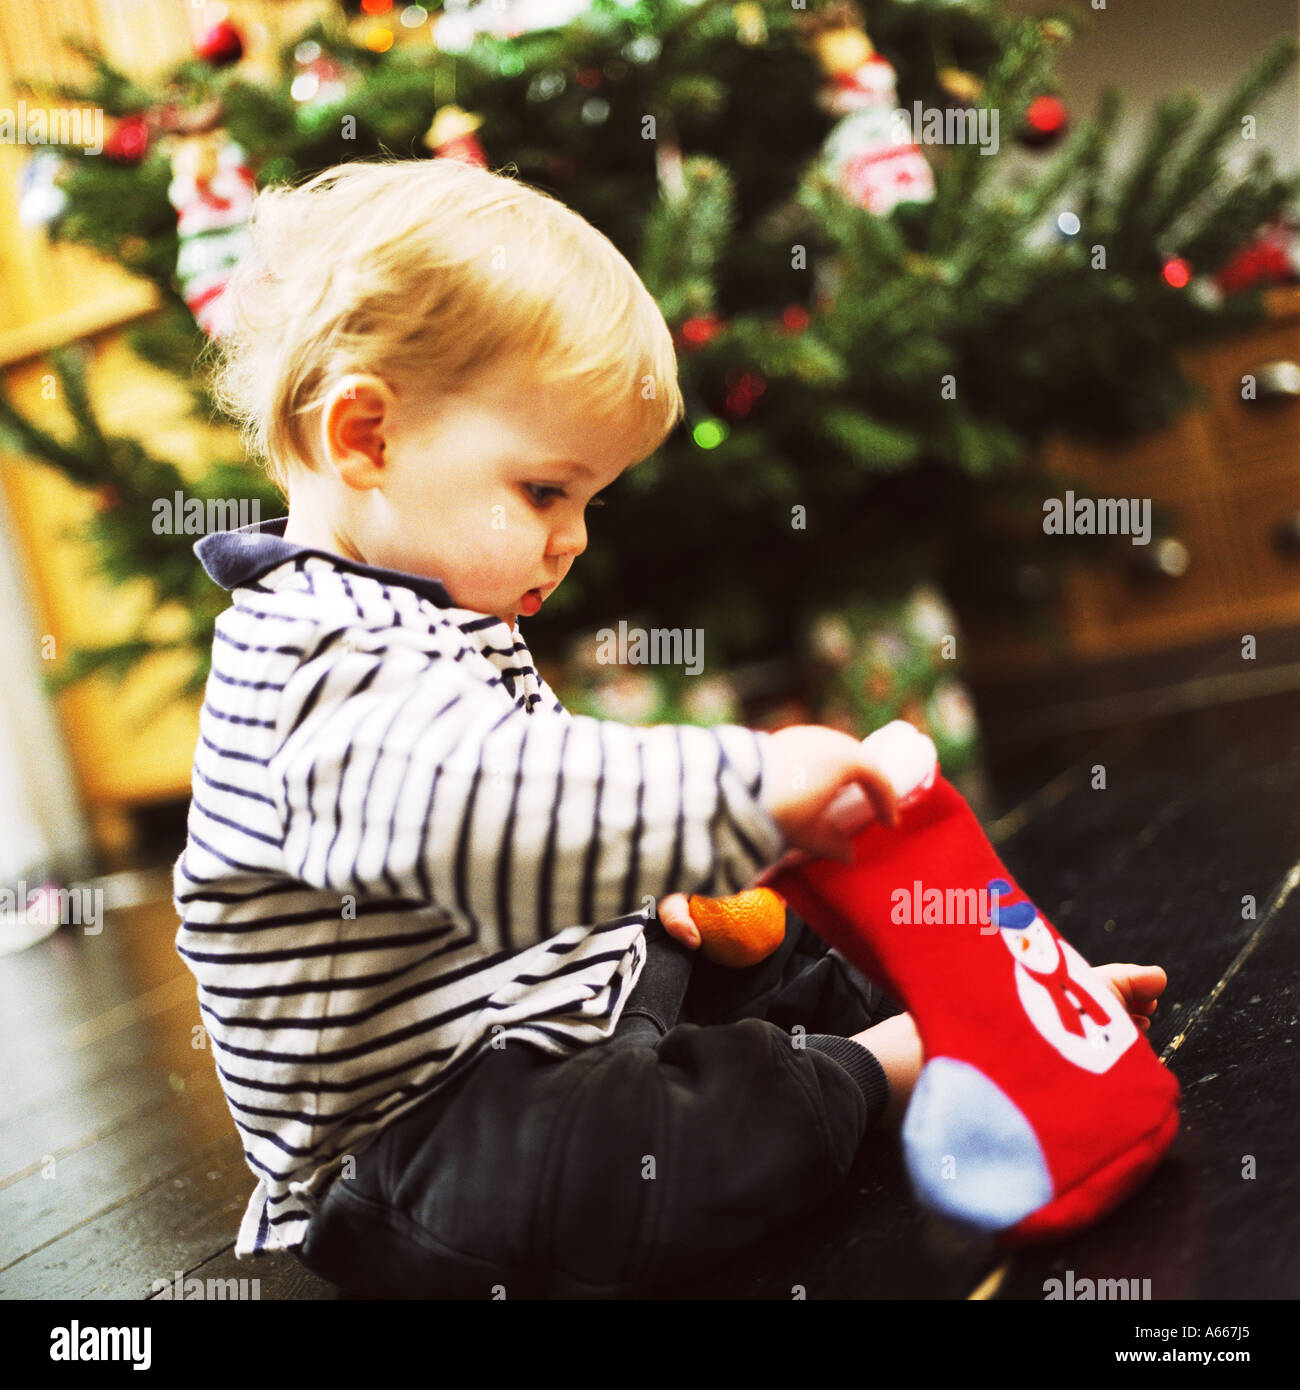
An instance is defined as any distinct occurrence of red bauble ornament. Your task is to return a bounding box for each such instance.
[1018,94,1069,149]
[781,304,810,334]
[1215,225,1298,295]
[104,114,151,164]
[197,20,244,67]
[723,368,767,419]
[1161,257,1193,289]
[677,315,723,351]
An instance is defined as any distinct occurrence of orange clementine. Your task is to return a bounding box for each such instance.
[688,888,788,968]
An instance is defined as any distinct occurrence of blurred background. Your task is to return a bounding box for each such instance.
[0,0,1297,916]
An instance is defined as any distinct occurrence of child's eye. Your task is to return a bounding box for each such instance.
[524,484,607,509]
[524,484,564,505]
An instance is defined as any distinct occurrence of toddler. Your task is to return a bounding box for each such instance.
[175,156,1164,1297]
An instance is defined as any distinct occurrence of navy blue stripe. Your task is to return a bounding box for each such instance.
[178,920,455,964]
[493,722,528,950]
[210,667,287,693]
[413,692,466,904]
[579,720,606,929]
[536,719,569,939]
[198,732,268,765]
[203,701,276,729]
[190,793,282,847]
[179,895,434,932]
[213,627,304,657]
[192,764,275,807]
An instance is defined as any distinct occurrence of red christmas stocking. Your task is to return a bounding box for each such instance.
[766,736,1181,1245]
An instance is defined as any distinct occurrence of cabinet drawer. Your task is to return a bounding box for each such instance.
[1187,319,1300,484]
[1221,472,1300,604]
[1041,409,1219,495]
[1061,489,1243,654]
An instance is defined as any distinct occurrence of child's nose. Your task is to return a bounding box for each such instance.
[552,515,587,557]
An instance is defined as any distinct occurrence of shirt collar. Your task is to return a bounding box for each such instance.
[194,514,456,608]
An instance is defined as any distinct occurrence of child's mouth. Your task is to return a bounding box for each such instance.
[521,588,544,615]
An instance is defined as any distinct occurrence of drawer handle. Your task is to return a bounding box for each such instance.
[1249,360,1300,399]
[1130,537,1191,579]
[1274,510,1300,555]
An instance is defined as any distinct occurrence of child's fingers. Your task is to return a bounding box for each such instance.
[857,762,900,827]
[1125,964,1168,1003]
[656,893,700,948]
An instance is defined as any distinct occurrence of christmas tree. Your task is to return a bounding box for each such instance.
[1,0,1296,769]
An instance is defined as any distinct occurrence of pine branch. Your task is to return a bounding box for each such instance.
[1075,86,1122,237]
[817,408,921,471]
[1109,91,1201,265]
[930,16,1056,248]
[1147,34,1299,234]
[638,155,735,322]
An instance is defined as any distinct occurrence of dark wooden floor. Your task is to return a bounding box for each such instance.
[3,623,1298,1300]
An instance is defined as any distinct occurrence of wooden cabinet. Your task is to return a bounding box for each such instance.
[962,286,1300,677]
[0,0,332,856]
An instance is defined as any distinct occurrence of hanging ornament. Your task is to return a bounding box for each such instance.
[691,417,729,450]
[423,106,488,166]
[17,151,68,228]
[429,0,592,50]
[675,315,724,352]
[1018,94,1069,149]
[392,4,432,43]
[723,368,766,419]
[290,44,353,105]
[1161,256,1192,289]
[655,138,687,199]
[1187,275,1225,311]
[1038,18,1073,46]
[167,128,257,339]
[345,0,434,56]
[937,67,982,107]
[104,112,152,164]
[1214,219,1300,295]
[796,2,935,218]
[1055,209,1082,238]
[780,304,810,334]
[290,44,358,133]
[733,2,767,47]
[196,19,245,67]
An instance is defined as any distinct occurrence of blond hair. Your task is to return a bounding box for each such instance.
[206,157,685,497]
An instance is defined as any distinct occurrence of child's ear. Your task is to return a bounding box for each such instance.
[321,374,396,488]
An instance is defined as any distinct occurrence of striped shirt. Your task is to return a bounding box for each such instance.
[173,514,787,1257]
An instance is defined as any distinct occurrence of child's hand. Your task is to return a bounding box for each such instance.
[1092,962,1168,1031]
[759,724,902,866]
[656,893,700,949]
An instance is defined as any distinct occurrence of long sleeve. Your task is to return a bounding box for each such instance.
[268,632,787,955]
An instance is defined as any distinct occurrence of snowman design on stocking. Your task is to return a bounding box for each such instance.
[990,877,1138,1075]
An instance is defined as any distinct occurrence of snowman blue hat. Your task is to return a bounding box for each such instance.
[986,877,1037,929]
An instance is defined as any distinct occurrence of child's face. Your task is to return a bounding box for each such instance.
[337,356,648,629]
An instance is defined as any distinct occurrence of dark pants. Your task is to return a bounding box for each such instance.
[295,910,901,1299]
